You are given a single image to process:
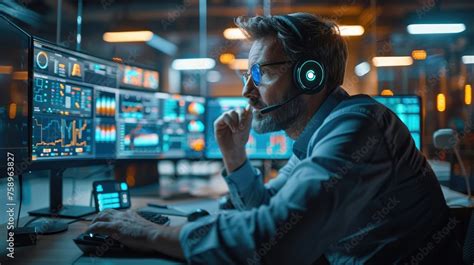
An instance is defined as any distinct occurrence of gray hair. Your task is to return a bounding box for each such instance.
[235,12,348,91]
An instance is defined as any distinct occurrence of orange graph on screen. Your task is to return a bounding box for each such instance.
[189,138,205,152]
[34,118,89,147]
[121,104,143,114]
[96,96,116,116]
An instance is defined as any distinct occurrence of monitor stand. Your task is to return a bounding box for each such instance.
[28,168,96,234]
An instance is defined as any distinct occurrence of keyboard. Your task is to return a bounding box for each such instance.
[136,210,170,225]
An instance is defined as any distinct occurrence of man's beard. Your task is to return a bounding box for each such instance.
[252,94,304,134]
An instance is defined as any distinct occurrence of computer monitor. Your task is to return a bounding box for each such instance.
[157,93,206,159]
[32,39,203,163]
[374,95,422,149]
[116,92,206,159]
[119,64,160,91]
[31,39,119,162]
[117,89,160,158]
[0,16,30,173]
[205,97,294,160]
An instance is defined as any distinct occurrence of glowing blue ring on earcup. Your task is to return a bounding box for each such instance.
[294,59,325,94]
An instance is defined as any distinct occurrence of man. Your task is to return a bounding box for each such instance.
[88,13,461,264]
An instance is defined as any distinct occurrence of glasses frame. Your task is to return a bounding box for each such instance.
[241,60,293,87]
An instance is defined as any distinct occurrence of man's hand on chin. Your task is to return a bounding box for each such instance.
[87,209,185,259]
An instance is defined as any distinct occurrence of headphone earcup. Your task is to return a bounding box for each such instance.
[293,59,325,94]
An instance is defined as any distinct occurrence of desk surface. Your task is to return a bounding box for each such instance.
[1,185,471,265]
[0,196,220,265]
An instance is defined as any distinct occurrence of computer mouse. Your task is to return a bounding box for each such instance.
[187,208,210,222]
[74,232,128,255]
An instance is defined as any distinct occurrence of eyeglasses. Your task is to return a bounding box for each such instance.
[241,60,292,87]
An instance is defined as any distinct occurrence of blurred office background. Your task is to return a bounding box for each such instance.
[0,0,473,216]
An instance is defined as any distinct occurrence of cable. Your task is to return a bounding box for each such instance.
[17,174,22,228]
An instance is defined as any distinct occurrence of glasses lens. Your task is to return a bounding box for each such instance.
[251,64,261,86]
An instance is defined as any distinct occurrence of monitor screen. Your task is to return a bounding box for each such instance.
[32,40,118,161]
[143,70,159,90]
[205,97,294,160]
[117,89,160,158]
[116,92,205,159]
[31,39,202,162]
[374,95,422,149]
[120,65,159,91]
[94,87,118,158]
[0,16,30,171]
[158,93,206,159]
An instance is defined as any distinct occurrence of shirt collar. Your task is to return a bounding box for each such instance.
[292,86,350,159]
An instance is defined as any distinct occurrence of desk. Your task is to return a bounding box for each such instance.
[1,185,471,265]
[0,196,220,265]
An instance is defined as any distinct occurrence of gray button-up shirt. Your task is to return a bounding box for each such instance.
[179,87,449,264]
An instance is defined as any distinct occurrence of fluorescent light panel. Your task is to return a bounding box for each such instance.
[171,58,216,70]
[407,24,466,34]
[223,28,246,40]
[339,25,365,36]
[103,31,153,42]
[462,55,474,64]
[372,56,413,67]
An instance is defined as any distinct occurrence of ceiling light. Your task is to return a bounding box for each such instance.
[412,50,427,60]
[462,55,474,64]
[103,31,154,42]
[381,89,394,96]
[219,53,235,64]
[223,28,246,40]
[171,58,216,71]
[407,24,466,34]
[372,56,413,67]
[339,25,365,36]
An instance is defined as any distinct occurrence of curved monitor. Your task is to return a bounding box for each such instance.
[31,39,205,165]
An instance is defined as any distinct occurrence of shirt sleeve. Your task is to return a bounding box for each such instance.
[223,155,300,210]
[180,111,389,265]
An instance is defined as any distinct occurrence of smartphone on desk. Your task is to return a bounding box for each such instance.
[92,180,131,212]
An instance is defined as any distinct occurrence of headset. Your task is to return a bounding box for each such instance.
[273,15,327,95]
